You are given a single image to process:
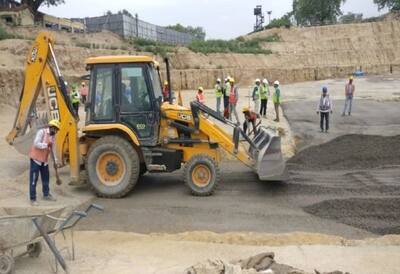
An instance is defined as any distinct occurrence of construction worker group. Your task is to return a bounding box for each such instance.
[196,76,282,125]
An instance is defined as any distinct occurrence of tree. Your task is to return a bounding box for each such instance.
[373,0,400,11]
[339,12,363,24]
[293,0,346,26]
[118,9,134,18]
[20,0,65,13]
[265,12,293,29]
[166,24,206,40]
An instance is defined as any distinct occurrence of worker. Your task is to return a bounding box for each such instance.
[260,79,270,118]
[29,119,60,206]
[342,76,355,116]
[272,80,281,122]
[223,77,231,119]
[70,84,80,116]
[162,80,169,101]
[196,87,205,104]
[317,86,333,133]
[252,79,261,114]
[242,107,259,135]
[79,82,88,104]
[228,77,240,123]
[215,78,223,114]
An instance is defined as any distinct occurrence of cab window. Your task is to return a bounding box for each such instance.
[92,66,113,120]
[120,66,151,112]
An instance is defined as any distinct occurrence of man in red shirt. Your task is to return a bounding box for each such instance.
[79,82,88,103]
[242,107,259,135]
[196,87,205,104]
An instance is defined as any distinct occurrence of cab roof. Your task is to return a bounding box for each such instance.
[85,55,154,65]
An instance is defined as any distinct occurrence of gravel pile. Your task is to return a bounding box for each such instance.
[287,135,400,170]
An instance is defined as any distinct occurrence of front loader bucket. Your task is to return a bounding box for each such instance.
[249,127,287,181]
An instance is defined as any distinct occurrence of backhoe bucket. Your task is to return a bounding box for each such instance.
[249,127,287,181]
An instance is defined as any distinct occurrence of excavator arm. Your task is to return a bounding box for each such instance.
[6,32,80,182]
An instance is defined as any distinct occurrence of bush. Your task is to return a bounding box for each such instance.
[131,38,174,58]
[0,26,15,40]
[76,42,91,49]
[265,13,292,29]
[188,38,273,55]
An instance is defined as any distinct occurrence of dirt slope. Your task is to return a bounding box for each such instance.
[1,19,400,104]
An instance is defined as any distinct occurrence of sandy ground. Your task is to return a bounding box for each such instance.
[13,231,400,274]
[1,74,400,273]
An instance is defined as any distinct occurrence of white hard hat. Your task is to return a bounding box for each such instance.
[255,78,261,83]
[262,79,269,84]
[274,80,280,86]
[216,78,221,82]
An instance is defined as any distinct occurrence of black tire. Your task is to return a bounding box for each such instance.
[27,242,42,258]
[86,136,140,198]
[0,254,14,274]
[184,154,220,196]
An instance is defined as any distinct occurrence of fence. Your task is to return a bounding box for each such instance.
[83,14,193,45]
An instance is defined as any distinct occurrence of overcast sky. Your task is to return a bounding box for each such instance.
[40,0,387,39]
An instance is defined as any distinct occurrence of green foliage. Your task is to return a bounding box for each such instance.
[21,0,65,13]
[118,9,134,18]
[293,0,346,26]
[0,26,13,40]
[339,12,363,24]
[166,23,206,40]
[373,0,400,11]
[265,13,293,29]
[130,38,174,58]
[76,42,91,49]
[0,26,24,40]
[187,36,277,54]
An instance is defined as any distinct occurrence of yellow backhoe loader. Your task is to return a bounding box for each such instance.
[6,32,286,198]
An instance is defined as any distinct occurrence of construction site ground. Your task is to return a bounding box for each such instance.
[1,74,400,273]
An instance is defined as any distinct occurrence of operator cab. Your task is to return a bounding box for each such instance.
[84,56,163,146]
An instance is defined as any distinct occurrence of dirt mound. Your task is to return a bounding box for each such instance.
[287,135,400,170]
[304,198,400,235]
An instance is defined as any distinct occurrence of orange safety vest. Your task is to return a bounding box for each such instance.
[196,93,205,104]
[229,86,236,105]
[29,129,51,163]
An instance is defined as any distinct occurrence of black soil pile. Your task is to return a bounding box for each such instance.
[304,198,400,235]
[288,134,400,170]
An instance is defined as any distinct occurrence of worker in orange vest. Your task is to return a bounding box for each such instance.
[196,87,205,104]
[162,80,170,101]
[29,119,60,206]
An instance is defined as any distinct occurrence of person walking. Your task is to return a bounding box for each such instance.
[228,78,240,123]
[260,79,270,118]
[196,87,205,104]
[273,80,281,122]
[252,79,261,114]
[29,119,60,206]
[223,77,230,119]
[317,86,333,133]
[215,78,223,114]
[79,82,88,104]
[342,76,355,116]
[70,84,80,115]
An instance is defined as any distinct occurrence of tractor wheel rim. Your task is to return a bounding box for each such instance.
[192,164,211,187]
[96,152,126,186]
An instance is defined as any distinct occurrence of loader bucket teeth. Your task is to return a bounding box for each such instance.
[250,127,287,181]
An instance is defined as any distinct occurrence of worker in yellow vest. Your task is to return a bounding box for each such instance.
[273,80,281,122]
[215,78,223,114]
[70,84,80,116]
[252,79,261,114]
[259,79,270,118]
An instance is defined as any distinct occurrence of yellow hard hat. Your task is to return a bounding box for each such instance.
[198,86,204,91]
[242,106,249,113]
[349,76,354,80]
[81,82,85,86]
[164,80,168,85]
[229,77,235,83]
[48,119,61,130]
